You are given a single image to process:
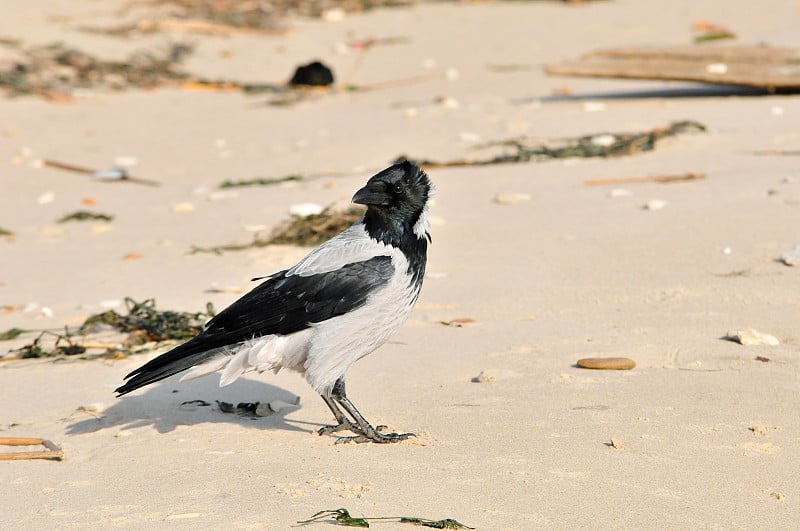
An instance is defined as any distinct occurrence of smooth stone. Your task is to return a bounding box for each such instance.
[577,357,636,370]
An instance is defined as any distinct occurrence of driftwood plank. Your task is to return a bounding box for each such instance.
[546,45,800,91]
[0,437,64,461]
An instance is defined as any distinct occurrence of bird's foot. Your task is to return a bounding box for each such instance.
[334,425,416,444]
[317,418,363,437]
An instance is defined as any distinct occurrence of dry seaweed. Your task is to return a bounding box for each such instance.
[298,508,474,529]
[2,298,215,361]
[57,211,114,223]
[80,297,215,342]
[0,328,27,340]
[0,41,194,97]
[191,206,364,254]
[398,121,705,168]
[218,175,302,189]
[84,0,415,37]
[0,227,14,237]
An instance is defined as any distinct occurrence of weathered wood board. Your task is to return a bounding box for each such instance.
[545,45,800,92]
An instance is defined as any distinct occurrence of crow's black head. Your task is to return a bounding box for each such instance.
[353,161,433,244]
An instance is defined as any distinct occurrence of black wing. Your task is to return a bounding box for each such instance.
[115,256,394,395]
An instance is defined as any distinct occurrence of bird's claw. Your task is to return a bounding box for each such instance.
[317,419,362,437]
[334,428,416,444]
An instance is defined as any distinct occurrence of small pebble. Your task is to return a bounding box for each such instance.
[440,97,459,109]
[255,403,272,417]
[471,370,496,383]
[706,62,728,74]
[583,102,606,112]
[207,190,239,201]
[289,203,323,217]
[493,193,531,205]
[37,191,55,205]
[726,329,780,346]
[609,188,632,198]
[91,168,127,181]
[609,438,625,450]
[722,247,732,255]
[40,306,54,318]
[779,244,800,266]
[591,134,616,147]
[577,357,636,370]
[321,7,345,21]
[171,202,195,213]
[643,199,669,211]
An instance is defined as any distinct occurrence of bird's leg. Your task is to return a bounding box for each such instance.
[317,393,363,437]
[330,378,414,444]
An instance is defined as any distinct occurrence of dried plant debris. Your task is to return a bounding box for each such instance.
[298,508,474,529]
[191,206,365,254]
[693,21,736,43]
[0,41,194,97]
[398,121,705,168]
[2,298,215,360]
[0,328,27,341]
[57,211,114,223]
[218,174,303,189]
[79,297,215,342]
[584,173,705,186]
[0,227,13,238]
[0,41,287,98]
[84,0,416,37]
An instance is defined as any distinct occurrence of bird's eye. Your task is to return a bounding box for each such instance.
[393,183,405,194]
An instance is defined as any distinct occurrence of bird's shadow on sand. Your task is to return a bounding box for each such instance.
[67,374,321,436]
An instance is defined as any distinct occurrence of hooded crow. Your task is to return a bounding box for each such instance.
[115,161,434,443]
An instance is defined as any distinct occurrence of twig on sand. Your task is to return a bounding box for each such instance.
[583,173,705,186]
[0,438,64,461]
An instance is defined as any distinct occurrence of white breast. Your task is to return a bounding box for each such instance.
[180,231,419,397]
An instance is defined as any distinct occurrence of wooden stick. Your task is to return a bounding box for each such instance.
[42,159,161,187]
[0,437,44,446]
[584,173,705,186]
[0,437,64,461]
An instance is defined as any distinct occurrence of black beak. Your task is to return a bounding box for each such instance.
[352,183,390,206]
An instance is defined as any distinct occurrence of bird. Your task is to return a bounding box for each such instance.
[115,161,434,443]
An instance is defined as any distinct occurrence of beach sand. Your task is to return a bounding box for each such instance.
[1,1,799,528]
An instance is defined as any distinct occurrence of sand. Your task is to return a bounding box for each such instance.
[1,0,799,528]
